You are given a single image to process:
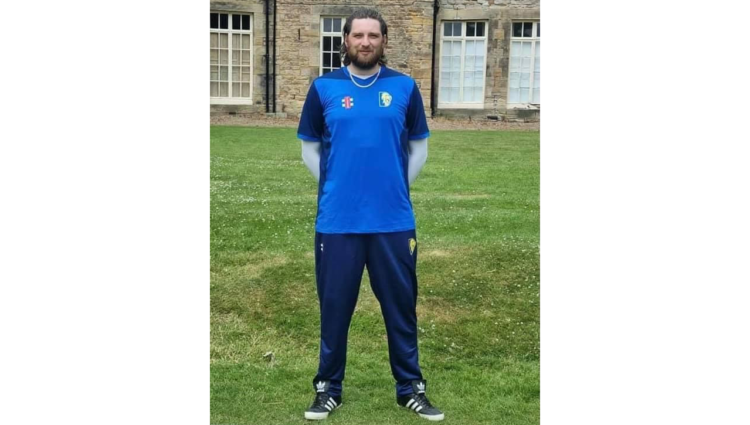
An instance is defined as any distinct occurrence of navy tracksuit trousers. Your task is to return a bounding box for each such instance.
[312,230,423,397]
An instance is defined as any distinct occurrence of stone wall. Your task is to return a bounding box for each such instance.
[209,0,540,121]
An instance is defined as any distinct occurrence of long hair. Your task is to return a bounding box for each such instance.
[339,8,388,66]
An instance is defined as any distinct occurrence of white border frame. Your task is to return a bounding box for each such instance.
[210,11,253,105]
[438,21,488,110]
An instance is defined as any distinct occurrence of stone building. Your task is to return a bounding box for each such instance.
[210,0,540,121]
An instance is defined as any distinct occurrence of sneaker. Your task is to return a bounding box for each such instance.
[304,380,342,420]
[397,380,444,421]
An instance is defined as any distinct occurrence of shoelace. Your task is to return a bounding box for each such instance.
[413,393,434,409]
[312,393,331,409]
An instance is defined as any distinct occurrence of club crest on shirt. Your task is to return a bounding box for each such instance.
[379,91,392,107]
[341,96,354,109]
[409,238,417,255]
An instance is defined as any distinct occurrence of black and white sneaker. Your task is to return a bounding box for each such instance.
[397,380,444,421]
[304,380,342,420]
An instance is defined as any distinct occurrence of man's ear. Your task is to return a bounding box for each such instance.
[383,34,388,45]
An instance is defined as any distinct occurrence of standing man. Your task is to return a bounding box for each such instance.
[297,7,444,422]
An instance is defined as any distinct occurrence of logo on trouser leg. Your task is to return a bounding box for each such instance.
[409,238,417,255]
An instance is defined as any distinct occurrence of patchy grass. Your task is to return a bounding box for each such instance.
[211,126,539,425]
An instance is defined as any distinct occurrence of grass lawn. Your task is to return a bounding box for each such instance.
[211,125,540,425]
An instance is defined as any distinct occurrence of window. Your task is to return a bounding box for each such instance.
[509,21,540,105]
[320,17,344,75]
[210,12,253,103]
[439,21,487,108]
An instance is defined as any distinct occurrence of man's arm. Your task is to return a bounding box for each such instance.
[408,138,428,186]
[301,140,321,182]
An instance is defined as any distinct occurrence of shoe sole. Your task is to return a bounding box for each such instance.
[304,403,342,420]
[398,404,445,421]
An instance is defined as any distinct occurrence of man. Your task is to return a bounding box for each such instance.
[296,7,444,422]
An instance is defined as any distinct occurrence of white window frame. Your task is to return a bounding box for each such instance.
[438,21,488,109]
[210,11,253,105]
[508,21,540,108]
[320,17,345,76]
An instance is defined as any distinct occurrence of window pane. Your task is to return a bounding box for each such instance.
[450,87,458,102]
[464,55,474,71]
[513,22,522,37]
[523,41,532,57]
[520,88,529,103]
[333,37,342,51]
[211,13,218,29]
[332,53,341,68]
[443,22,452,36]
[474,87,483,102]
[533,72,540,88]
[522,57,531,70]
[211,33,218,48]
[509,73,520,88]
[509,88,519,103]
[324,18,332,32]
[232,82,240,97]
[451,72,459,88]
[453,22,462,36]
[466,40,474,55]
[242,34,251,49]
[211,82,218,97]
[324,37,331,52]
[220,82,228,97]
[232,34,239,49]
[220,33,228,48]
[220,50,228,65]
[220,14,228,29]
[467,22,475,37]
[220,66,228,81]
[464,71,473,89]
[232,49,240,65]
[243,15,250,30]
[440,71,450,87]
[242,50,251,65]
[532,87,540,104]
[439,87,447,102]
[334,18,341,32]
[210,50,218,64]
[537,22,540,37]
[474,58,483,72]
[520,73,530,88]
[523,22,532,37]
[475,73,484,89]
[242,66,251,82]
[477,22,485,37]
[211,66,218,80]
[242,83,250,97]
[476,40,485,57]
[232,67,239,81]
[233,15,240,30]
[510,56,520,71]
[323,53,331,67]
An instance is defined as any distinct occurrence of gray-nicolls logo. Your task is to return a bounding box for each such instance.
[416,382,425,393]
[316,381,326,392]
[320,243,324,252]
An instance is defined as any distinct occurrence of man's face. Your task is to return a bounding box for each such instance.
[345,18,387,70]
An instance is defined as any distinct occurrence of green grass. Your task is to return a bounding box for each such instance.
[211,126,540,425]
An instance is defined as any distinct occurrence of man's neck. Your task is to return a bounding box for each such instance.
[347,63,381,78]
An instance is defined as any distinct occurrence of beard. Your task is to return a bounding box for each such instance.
[346,44,384,70]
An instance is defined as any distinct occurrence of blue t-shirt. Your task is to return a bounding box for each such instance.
[297,66,430,234]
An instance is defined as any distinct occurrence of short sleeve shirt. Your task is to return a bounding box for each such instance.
[297,66,430,234]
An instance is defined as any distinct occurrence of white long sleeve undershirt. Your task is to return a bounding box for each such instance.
[300,138,428,185]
